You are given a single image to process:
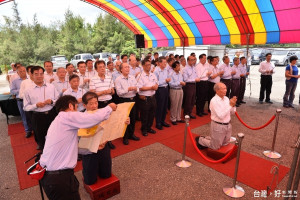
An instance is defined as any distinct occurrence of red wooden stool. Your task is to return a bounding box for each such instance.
[206,143,237,163]
[84,174,120,200]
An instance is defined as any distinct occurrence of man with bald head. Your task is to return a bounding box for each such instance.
[195,82,237,150]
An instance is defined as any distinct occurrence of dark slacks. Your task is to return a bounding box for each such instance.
[238,77,246,103]
[208,81,215,110]
[25,111,33,132]
[118,97,136,139]
[259,75,272,101]
[183,83,196,116]
[155,87,168,125]
[230,79,240,98]
[41,169,80,200]
[82,143,112,185]
[196,81,208,114]
[283,80,297,106]
[98,99,113,109]
[31,108,57,149]
[139,95,156,132]
[221,79,232,98]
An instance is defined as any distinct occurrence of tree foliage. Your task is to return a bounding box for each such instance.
[0,3,137,66]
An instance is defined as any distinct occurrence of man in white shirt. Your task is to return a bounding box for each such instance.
[258,53,275,104]
[44,61,58,83]
[196,82,237,150]
[195,54,211,116]
[40,95,116,200]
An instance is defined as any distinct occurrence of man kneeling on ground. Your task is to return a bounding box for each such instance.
[39,95,116,200]
[195,82,237,150]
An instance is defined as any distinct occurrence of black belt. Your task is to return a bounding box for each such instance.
[16,98,23,101]
[120,97,135,100]
[143,95,155,100]
[46,168,74,175]
[232,79,240,80]
[99,100,110,104]
[221,79,232,81]
[158,86,168,88]
[170,88,182,90]
[186,82,196,84]
[33,110,52,115]
[213,120,230,125]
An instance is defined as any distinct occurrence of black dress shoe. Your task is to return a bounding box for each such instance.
[107,141,115,149]
[194,136,207,150]
[25,132,32,138]
[171,121,177,125]
[202,112,208,115]
[142,131,148,136]
[265,100,273,104]
[240,101,246,104]
[147,129,156,134]
[197,113,203,117]
[123,139,129,145]
[259,101,263,104]
[162,122,170,127]
[236,104,240,107]
[283,105,289,108]
[289,104,295,108]
[156,125,163,130]
[129,135,140,141]
[190,115,196,119]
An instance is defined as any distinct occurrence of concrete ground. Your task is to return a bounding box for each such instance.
[0,66,299,200]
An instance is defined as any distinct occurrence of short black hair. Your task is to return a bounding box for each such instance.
[175,54,179,59]
[69,74,79,82]
[26,65,34,73]
[199,54,206,59]
[222,56,229,61]
[31,66,44,74]
[121,54,128,59]
[94,60,106,70]
[171,61,180,69]
[179,55,184,59]
[167,57,174,63]
[266,53,272,57]
[190,52,195,56]
[77,61,85,68]
[55,95,78,113]
[158,56,166,63]
[44,61,53,67]
[154,52,158,56]
[207,55,213,62]
[240,56,246,61]
[289,55,298,62]
[107,61,113,66]
[85,59,93,64]
[82,91,98,105]
[142,59,151,66]
[66,63,73,69]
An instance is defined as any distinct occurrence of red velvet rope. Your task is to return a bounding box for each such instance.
[187,126,238,164]
[235,112,276,130]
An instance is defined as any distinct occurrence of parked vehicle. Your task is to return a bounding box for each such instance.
[258,48,274,62]
[271,49,295,66]
[93,52,110,63]
[70,53,95,68]
[294,51,300,66]
[51,55,68,71]
[111,53,118,61]
[251,49,262,65]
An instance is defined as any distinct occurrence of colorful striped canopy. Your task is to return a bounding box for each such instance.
[1,0,300,48]
[84,0,300,48]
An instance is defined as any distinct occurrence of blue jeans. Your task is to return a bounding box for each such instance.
[283,81,297,106]
[16,100,30,132]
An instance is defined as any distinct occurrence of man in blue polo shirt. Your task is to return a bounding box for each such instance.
[283,55,299,108]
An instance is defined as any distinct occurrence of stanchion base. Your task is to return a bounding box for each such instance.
[263,150,281,159]
[230,136,236,143]
[223,185,245,198]
[175,160,192,168]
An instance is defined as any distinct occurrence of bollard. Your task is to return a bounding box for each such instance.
[223,133,245,198]
[175,115,192,168]
[284,133,300,200]
[263,109,282,159]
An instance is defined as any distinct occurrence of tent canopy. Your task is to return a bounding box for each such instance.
[2,0,300,48]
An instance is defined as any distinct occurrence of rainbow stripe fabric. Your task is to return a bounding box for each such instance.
[85,0,300,48]
[2,0,299,48]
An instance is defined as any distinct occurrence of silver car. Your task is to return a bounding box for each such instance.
[70,53,95,68]
[51,55,68,71]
